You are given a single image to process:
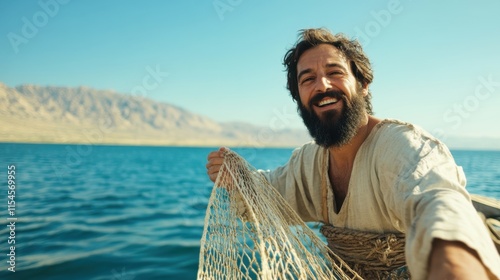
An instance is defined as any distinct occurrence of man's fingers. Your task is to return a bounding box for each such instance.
[207,147,229,160]
[206,164,221,174]
[206,147,230,183]
[207,151,220,160]
[206,157,224,167]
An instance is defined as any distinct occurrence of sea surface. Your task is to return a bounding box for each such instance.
[0,143,499,279]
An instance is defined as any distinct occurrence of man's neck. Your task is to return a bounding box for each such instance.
[326,115,380,212]
[328,115,379,168]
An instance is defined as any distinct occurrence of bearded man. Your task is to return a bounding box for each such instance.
[206,28,500,279]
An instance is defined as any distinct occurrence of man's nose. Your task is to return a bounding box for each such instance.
[315,76,332,93]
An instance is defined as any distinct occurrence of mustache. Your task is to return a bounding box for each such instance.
[309,90,345,108]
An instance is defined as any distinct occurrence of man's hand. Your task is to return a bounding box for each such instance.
[428,238,491,280]
[206,147,228,183]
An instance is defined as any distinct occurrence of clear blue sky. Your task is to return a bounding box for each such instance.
[1,0,500,139]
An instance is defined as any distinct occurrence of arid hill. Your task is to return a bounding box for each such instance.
[0,82,311,147]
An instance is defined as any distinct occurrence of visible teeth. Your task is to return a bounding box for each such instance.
[318,98,338,107]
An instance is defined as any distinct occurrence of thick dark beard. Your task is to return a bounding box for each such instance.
[298,89,367,148]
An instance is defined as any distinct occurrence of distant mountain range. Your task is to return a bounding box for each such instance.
[0,82,311,147]
[1,82,499,150]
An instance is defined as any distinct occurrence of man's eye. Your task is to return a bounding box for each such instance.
[300,77,314,84]
[328,71,342,76]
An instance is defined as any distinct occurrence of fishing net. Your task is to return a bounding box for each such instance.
[197,150,361,280]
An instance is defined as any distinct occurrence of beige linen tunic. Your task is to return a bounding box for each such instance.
[259,119,500,279]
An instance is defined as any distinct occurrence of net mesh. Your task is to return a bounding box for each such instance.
[197,150,362,280]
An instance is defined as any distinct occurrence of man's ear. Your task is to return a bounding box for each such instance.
[361,83,369,97]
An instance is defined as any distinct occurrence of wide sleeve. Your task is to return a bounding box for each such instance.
[376,123,500,279]
[257,142,325,222]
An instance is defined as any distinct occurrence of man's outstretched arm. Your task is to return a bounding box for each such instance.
[428,238,492,280]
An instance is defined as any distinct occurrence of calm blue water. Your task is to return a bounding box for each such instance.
[0,143,498,279]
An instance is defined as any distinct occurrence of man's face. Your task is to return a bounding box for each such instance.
[296,44,368,148]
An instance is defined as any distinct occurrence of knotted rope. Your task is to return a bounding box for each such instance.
[321,225,409,279]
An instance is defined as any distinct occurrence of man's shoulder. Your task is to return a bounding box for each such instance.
[372,118,448,154]
[376,119,441,144]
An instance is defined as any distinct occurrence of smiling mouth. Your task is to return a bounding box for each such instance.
[316,97,339,107]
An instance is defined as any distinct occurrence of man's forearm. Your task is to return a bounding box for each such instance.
[428,238,490,280]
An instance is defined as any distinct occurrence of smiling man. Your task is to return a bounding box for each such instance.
[295,43,370,149]
[206,28,500,279]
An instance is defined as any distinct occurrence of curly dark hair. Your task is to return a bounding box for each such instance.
[283,28,374,114]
